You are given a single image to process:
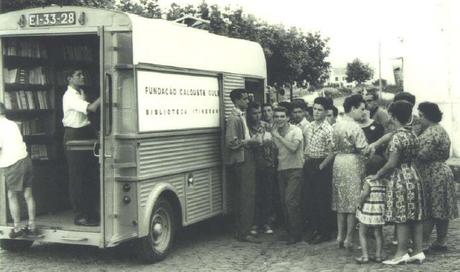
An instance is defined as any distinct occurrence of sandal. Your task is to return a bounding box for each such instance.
[9,227,25,239]
[355,256,370,264]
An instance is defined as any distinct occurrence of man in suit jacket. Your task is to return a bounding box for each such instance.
[225,88,260,243]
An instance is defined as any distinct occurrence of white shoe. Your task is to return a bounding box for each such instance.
[250,226,258,236]
[382,253,410,265]
[263,225,274,234]
[407,252,425,264]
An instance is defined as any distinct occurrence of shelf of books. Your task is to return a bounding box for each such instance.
[2,37,97,163]
[2,36,99,215]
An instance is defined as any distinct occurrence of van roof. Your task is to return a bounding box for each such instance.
[0,6,266,78]
[128,14,266,78]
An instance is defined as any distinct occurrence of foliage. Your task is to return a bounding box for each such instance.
[372,78,387,87]
[384,84,404,94]
[338,87,352,96]
[0,0,115,13]
[1,0,331,92]
[300,32,330,88]
[117,0,161,18]
[346,58,374,84]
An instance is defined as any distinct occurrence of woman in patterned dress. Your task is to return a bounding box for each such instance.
[332,94,368,249]
[369,101,426,265]
[416,102,458,251]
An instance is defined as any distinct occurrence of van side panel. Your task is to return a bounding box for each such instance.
[138,134,220,179]
[137,132,222,226]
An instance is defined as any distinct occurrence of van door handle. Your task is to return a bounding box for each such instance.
[93,142,100,158]
[104,72,113,136]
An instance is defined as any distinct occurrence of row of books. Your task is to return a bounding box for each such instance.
[4,90,51,110]
[61,45,93,62]
[17,119,47,136]
[30,144,50,160]
[3,67,48,85]
[3,39,48,59]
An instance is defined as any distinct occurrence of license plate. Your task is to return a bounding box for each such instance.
[28,12,76,27]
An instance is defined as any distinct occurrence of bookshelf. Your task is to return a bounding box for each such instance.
[2,37,98,162]
[2,35,99,216]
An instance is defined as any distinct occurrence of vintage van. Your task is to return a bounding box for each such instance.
[0,6,266,262]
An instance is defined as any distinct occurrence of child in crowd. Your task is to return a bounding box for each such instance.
[355,155,386,264]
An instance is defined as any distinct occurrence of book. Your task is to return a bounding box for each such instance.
[16,68,28,84]
[4,92,13,109]
[25,91,35,109]
[18,90,28,110]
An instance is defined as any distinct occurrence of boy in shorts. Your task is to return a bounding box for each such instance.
[0,102,37,238]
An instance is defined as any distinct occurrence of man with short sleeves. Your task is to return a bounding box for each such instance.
[63,69,101,226]
[304,97,335,244]
[271,106,304,244]
[0,102,37,238]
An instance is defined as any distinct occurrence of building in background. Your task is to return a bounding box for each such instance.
[325,67,355,88]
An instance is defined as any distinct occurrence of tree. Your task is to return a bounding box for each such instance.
[1,0,115,13]
[300,32,330,88]
[117,0,161,19]
[346,58,374,84]
[1,1,331,93]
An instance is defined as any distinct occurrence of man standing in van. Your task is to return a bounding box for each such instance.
[0,102,37,238]
[225,88,260,243]
[62,68,101,226]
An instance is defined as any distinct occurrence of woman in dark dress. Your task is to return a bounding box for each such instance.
[416,102,458,251]
[360,110,384,144]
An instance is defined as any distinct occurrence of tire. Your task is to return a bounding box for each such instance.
[0,239,33,251]
[137,197,176,263]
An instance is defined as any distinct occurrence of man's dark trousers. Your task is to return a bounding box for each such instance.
[277,168,303,239]
[304,158,335,237]
[255,166,275,227]
[229,148,256,238]
[64,126,100,220]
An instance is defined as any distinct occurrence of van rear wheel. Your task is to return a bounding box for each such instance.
[137,197,176,263]
[0,239,33,251]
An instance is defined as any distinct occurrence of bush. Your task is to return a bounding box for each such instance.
[338,87,352,96]
[384,85,403,94]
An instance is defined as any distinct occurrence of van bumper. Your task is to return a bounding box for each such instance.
[0,226,103,247]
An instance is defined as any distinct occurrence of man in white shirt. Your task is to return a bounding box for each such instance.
[63,69,101,226]
[0,102,37,238]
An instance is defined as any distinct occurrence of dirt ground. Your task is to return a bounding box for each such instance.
[2,208,460,272]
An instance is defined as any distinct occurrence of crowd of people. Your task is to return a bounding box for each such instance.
[225,88,458,265]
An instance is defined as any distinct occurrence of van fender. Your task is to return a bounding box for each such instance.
[139,182,182,237]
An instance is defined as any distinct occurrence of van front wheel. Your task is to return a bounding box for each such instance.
[137,197,176,263]
[0,239,33,251]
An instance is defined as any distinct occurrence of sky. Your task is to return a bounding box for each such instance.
[153,0,440,83]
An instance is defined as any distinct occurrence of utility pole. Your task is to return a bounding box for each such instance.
[378,41,383,97]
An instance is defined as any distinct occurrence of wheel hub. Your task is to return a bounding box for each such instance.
[153,222,163,236]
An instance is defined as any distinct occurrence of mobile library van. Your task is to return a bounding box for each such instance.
[0,6,266,262]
